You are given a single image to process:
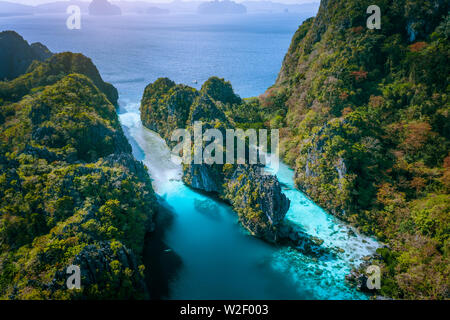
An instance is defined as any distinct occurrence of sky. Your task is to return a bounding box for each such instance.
[4,0,320,5]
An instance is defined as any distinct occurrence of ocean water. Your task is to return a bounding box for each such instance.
[1,13,304,97]
[1,12,380,299]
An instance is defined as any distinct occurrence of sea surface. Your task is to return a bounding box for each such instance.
[1,12,380,299]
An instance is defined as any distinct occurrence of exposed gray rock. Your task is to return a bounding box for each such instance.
[49,242,149,298]
[184,163,222,193]
[141,77,291,243]
[277,221,331,257]
[229,165,289,222]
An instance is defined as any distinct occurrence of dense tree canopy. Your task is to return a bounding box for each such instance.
[262,0,449,299]
[0,52,156,299]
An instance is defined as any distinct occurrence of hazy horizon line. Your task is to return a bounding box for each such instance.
[3,0,320,6]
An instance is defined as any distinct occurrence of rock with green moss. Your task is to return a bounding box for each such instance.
[200,76,242,105]
[267,0,449,299]
[0,51,118,106]
[224,165,291,242]
[140,78,198,143]
[140,77,290,242]
[0,37,157,299]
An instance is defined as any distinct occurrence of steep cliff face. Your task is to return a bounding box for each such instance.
[224,165,290,242]
[140,78,198,143]
[141,77,291,242]
[0,38,157,299]
[0,31,52,81]
[269,0,449,299]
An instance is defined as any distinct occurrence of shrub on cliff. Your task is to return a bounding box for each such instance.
[140,77,290,242]
[0,44,156,299]
[268,0,449,299]
[0,52,118,106]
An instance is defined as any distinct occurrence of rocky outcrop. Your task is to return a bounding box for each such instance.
[345,261,372,293]
[74,243,147,291]
[0,31,52,81]
[0,52,119,106]
[41,53,119,105]
[140,78,198,142]
[102,153,150,181]
[277,221,332,257]
[344,255,386,297]
[47,242,149,299]
[225,165,289,242]
[0,33,159,300]
[184,163,223,193]
[268,0,450,299]
[200,76,242,105]
[294,121,353,218]
[141,77,291,242]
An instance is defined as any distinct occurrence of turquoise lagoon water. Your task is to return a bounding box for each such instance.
[119,105,380,299]
[1,12,380,299]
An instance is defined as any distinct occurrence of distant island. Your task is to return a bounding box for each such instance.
[0,1,320,16]
[89,0,122,16]
[241,1,319,14]
[146,7,170,15]
[197,0,247,15]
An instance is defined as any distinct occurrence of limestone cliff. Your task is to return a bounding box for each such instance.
[140,77,290,242]
[267,0,449,299]
[0,51,118,106]
[0,36,157,299]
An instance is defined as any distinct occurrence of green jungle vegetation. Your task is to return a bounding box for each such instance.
[140,77,290,242]
[0,51,156,299]
[258,0,449,299]
[1,0,449,300]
